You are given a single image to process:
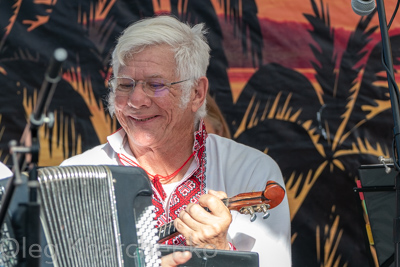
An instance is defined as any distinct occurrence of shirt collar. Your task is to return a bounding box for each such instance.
[107,128,126,154]
[107,119,208,162]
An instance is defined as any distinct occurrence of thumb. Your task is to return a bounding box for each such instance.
[161,251,192,267]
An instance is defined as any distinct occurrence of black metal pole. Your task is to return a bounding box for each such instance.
[374,1,400,266]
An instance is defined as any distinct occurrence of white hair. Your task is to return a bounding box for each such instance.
[107,15,210,125]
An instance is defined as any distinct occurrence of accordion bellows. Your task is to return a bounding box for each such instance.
[37,165,159,267]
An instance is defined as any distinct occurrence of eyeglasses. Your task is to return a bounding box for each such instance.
[108,77,190,97]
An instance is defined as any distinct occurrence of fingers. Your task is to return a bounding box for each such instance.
[198,193,230,215]
[174,192,232,250]
[208,189,228,199]
[178,194,230,226]
[161,251,192,267]
[179,202,211,226]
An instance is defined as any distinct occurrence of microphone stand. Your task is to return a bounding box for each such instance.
[0,48,67,267]
[374,1,400,266]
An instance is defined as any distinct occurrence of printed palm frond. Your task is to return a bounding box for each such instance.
[334,11,378,148]
[0,0,22,52]
[228,0,263,67]
[22,88,83,165]
[286,167,326,219]
[64,66,117,144]
[0,46,102,164]
[303,0,389,164]
[233,63,324,182]
[78,0,117,63]
[316,207,348,267]
[351,34,400,127]
[169,0,235,128]
[224,0,263,67]
[175,0,263,67]
[304,0,337,102]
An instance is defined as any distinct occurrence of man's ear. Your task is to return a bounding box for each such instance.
[191,76,208,112]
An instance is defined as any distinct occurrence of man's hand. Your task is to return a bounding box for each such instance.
[174,190,232,250]
[161,251,192,267]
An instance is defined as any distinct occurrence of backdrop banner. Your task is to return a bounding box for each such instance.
[1,0,398,266]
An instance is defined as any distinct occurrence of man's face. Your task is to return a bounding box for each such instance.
[114,44,195,150]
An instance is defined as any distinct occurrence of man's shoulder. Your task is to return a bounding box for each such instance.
[206,134,275,163]
[60,143,117,166]
[0,163,13,179]
[205,134,283,192]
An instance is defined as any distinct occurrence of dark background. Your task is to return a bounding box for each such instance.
[1,0,398,266]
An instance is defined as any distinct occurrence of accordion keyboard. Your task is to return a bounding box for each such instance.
[37,165,158,267]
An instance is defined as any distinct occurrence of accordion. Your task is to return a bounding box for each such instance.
[0,165,159,267]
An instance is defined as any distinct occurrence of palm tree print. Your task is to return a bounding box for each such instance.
[1,0,399,266]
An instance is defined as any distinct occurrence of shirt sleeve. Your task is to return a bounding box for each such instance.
[228,158,291,267]
[205,135,292,267]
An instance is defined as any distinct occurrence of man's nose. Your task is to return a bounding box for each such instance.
[127,81,151,107]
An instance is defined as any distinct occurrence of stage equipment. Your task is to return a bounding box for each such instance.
[0,48,67,267]
[356,164,396,267]
[158,245,259,267]
[351,0,376,15]
[352,0,400,266]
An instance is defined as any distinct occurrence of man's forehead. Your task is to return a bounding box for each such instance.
[120,52,176,78]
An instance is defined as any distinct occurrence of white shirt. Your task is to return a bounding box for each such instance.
[0,162,12,179]
[61,129,292,267]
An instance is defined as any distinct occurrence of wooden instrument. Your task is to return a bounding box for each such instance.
[157,180,285,243]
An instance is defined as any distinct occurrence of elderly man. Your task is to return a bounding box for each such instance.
[61,15,291,266]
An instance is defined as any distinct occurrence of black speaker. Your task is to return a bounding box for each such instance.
[357,164,397,267]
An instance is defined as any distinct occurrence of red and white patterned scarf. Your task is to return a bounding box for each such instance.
[118,121,207,245]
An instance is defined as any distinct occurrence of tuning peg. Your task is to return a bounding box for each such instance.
[261,204,270,219]
[246,207,257,222]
